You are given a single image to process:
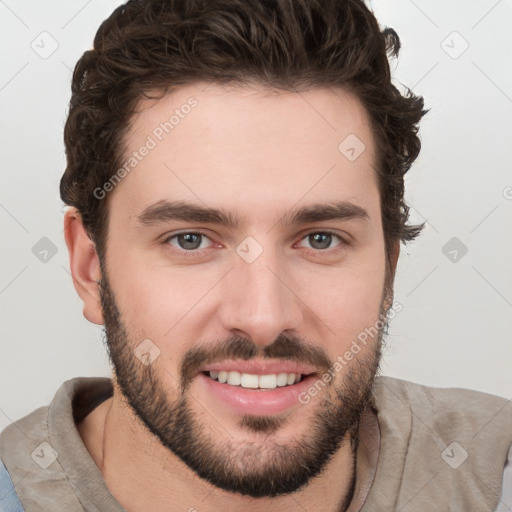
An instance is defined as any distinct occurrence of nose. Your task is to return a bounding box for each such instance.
[217,245,304,348]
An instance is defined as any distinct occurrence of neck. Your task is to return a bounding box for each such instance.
[78,387,379,512]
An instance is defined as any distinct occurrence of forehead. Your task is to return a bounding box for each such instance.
[110,82,380,226]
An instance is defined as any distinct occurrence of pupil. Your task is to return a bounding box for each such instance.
[310,233,331,250]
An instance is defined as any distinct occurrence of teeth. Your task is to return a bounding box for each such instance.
[227,371,241,386]
[240,373,259,388]
[276,373,288,387]
[259,374,277,389]
[208,371,303,389]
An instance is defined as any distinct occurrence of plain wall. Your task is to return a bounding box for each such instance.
[1,0,511,431]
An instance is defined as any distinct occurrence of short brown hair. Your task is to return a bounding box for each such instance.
[60,0,426,267]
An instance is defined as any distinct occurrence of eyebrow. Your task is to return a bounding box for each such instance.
[135,199,369,229]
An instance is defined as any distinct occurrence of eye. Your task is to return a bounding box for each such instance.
[164,232,213,251]
[298,231,344,251]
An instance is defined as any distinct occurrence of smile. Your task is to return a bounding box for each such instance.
[205,371,302,389]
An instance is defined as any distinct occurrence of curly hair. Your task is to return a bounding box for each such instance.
[60,0,426,267]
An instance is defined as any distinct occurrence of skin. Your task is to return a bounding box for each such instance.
[64,82,399,511]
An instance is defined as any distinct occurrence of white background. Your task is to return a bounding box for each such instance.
[1,0,511,432]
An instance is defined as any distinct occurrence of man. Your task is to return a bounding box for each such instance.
[0,0,510,510]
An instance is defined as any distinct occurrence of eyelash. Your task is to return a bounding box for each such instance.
[161,230,349,258]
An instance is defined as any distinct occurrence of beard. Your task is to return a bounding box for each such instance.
[98,265,389,501]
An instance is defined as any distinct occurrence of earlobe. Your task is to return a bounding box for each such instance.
[63,208,104,325]
[390,240,400,276]
[383,241,401,312]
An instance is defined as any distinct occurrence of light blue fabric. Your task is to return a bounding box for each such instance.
[0,460,24,512]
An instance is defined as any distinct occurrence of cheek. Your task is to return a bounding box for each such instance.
[295,254,386,350]
[106,246,223,346]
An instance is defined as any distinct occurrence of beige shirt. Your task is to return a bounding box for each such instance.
[1,376,510,511]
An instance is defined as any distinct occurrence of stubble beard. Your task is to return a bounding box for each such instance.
[98,267,388,500]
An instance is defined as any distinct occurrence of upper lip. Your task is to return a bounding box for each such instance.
[198,359,318,376]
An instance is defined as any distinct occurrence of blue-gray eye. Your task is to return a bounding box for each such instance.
[169,233,209,251]
[302,232,341,250]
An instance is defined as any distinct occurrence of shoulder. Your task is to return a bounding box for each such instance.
[0,376,112,460]
[0,405,49,512]
[0,404,50,458]
[364,376,512,510]
[372,375,512,476]
[0,377,112,511]
[373,375,512,429]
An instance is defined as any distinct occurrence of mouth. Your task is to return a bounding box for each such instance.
[202,370,307,390]
[196,361,319,415]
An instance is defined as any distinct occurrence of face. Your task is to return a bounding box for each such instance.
[97,82,391,498]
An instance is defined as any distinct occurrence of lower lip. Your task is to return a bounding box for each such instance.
[197,372,317,416]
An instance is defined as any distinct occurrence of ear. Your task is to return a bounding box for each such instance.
[389,240,400,278]
[63,208,104,325]
[382,240,401,311]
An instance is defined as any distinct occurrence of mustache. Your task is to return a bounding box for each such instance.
[180,333,333,390]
